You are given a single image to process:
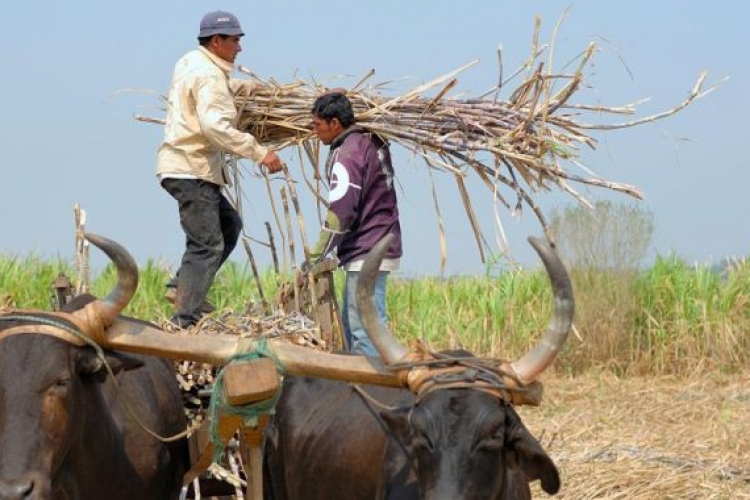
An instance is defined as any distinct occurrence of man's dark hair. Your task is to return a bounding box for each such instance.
[198,34,229,47]
[312,93,355,128]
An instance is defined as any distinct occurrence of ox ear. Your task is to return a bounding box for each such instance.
[77,348,145,380]
[504,406,560,495]
[379,406,419,490]
[379,407,412,444]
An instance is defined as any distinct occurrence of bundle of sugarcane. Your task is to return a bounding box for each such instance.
[231,36,718,246]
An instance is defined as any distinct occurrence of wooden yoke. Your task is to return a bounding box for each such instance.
[103,319,402,386]
[103,319,543,405]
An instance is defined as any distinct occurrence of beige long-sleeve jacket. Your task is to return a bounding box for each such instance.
[156,46,268,186]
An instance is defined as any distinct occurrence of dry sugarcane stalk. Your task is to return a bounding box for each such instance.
[426,162,448,275]
[454,172,488,263]
[279,188,301,313]
[298,140,329,222]
[264,222,280,276]
[262,172,288,272]
[280,164,319,309]
[241,238,269,314]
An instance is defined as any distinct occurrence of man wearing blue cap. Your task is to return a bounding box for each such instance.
[157,11,282,329]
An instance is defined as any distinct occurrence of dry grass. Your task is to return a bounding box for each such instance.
[522,371,750,499]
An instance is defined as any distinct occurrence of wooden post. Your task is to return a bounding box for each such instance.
[309,259,344,350]
[240,415,269,499]
[276,258,344,351]
[73,204,90,295]
[185,414,242,485]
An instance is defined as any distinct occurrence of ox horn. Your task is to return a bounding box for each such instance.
[357,235,574,384]
[510,236,574,384]
[356,234,409,365]
[80,233,139,325]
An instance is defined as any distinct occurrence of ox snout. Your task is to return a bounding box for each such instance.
[0,472,50,500]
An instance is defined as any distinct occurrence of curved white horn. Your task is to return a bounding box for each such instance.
[81,233,139,324]
[510,236,575,383]
[355,234,408,364]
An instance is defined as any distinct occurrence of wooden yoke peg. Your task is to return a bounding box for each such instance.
[222,358,280,406]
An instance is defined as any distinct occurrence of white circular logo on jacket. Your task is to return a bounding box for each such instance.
[329,162,350,202]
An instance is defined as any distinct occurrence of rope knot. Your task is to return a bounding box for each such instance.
[391,341,545,406]
[398,340,435,391]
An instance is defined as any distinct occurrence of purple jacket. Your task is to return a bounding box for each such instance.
[323,127,402,267]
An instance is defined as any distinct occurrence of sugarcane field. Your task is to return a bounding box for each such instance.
[1,2,748,500]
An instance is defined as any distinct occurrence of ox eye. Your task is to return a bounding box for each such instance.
[51,378,71,393]
[475,428,505,452]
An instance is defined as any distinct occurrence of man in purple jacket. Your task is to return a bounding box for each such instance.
[307,93,403,356]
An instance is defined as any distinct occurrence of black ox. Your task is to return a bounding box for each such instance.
[263,235,574,500]
[0,235,189,500]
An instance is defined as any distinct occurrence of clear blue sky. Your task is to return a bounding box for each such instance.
[0,1,745,276]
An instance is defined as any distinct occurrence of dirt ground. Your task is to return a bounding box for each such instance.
[520,370,750,499]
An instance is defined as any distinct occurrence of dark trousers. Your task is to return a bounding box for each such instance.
[161,178,242,325]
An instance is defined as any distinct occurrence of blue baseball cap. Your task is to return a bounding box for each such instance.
[199,11,244,38]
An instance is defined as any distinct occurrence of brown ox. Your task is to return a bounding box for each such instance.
[263,234,574,499]
[0,235,189,500]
